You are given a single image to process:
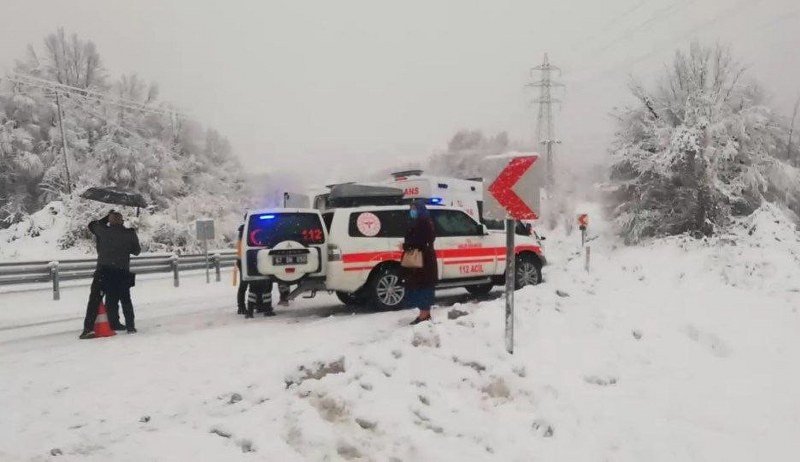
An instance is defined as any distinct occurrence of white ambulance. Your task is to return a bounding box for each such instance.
[241,174,546,308]
[321,201,546,309]
[382,170,483,220]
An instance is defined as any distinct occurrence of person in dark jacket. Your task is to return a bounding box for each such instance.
[80,210,141,339]
[403,201,438,324]
[237,221,291,318]
[235,224,249,315]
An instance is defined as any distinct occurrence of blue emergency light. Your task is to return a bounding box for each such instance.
[259,214,276,220]
[428,197,444,205]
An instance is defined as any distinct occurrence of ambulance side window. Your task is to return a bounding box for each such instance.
[432,210,483,237]
[482,218,505,231]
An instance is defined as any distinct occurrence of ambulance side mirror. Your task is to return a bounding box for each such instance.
[481,224,489,236]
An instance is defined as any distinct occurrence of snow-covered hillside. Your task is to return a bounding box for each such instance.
[0,200,240,262]
[1,205,799,461]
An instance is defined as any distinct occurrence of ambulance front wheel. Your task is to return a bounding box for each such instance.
[367,265,406,310]
[515,254,543,289]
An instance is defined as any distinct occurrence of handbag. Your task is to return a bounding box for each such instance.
[401,249,424,269]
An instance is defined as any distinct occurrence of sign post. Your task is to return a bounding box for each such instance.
[195,219,215,284]
[578,213,588,246]
[486,154,540,354]
[504,217,515,353]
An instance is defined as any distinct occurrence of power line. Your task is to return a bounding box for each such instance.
[67,87,184,162]
[567,0,766,88]
[0,73,188,193]
[571,0,696,66]
[5,73,187,119]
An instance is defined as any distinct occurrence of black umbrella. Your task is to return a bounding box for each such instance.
[80,187,148,209]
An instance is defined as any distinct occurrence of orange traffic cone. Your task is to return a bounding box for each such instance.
[94,302,116,338]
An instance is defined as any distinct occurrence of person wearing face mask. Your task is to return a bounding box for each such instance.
[402,200,438,324]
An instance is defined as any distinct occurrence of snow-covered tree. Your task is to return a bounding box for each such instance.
[0,28,247,253]
[608,42,800,243]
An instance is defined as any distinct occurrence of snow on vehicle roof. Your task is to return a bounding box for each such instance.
[328,183,403,199]
[483,150,540,160]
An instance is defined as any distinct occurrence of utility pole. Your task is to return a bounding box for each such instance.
[788,95,799,167]
[527,54,563,190]
[54,90,73,194]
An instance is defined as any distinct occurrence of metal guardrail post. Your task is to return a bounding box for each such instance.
[50,261,60,300]
[171,254,180,287]
[213,253,221,282]
[585,246,591,273]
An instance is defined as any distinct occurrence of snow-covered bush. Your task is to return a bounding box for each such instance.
[146,219,190,253]
[608,42,800,243]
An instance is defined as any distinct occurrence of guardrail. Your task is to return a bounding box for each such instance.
[0,251,238,300]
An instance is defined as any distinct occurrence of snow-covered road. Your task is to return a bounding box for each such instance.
[2,206,800,461]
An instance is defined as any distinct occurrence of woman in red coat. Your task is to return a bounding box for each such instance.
[403,201,438,324]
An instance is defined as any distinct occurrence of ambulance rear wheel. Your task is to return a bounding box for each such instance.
[367,266,406,310]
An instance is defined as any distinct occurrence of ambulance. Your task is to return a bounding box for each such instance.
[382,170,483,220]
[240,172,546,308]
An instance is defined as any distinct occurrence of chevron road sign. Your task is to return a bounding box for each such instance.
[486,155,539,220]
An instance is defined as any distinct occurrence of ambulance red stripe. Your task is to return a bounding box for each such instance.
[341,246,541,266]
[343,266,376,272]
[442,258,495,265]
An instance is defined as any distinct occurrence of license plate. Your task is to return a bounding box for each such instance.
[273,255,307,266]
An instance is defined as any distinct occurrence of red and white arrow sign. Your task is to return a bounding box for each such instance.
[488,155,538,220]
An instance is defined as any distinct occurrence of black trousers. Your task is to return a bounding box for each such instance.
[105,268,135,330]
[247,280,271,316]
[82,267,134,332]
[237,279,249,312]
[83,271,104,332]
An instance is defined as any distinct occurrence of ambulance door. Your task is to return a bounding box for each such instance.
[430,209,497,280]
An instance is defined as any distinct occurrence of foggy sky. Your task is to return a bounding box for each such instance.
[1,0,798,185]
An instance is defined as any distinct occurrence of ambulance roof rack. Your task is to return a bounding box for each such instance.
[391,169,424,179]
[327,183,406,208]
[325,181,355,189]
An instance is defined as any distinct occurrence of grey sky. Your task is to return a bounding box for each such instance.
[1,0,798,185]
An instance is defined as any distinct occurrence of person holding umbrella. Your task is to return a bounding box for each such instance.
[80,210,141,338]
